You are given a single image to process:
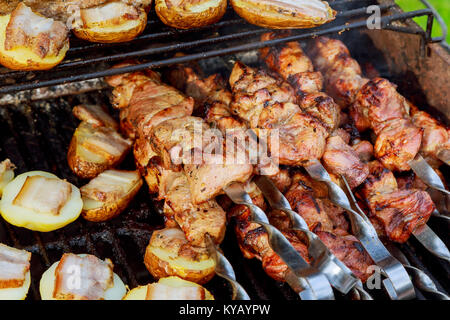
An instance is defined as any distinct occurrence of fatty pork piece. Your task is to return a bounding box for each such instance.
[410,106,450,167]
[0,243,31,289]
[322,134,369,189]
[231,205,309,282]
[308,37,368,108]
[229,62,328,166]
[259,34,340,132]
[149,116,253,204]
[106,66,195,139]
[53,253,114,300]
[374,118,423,172]
[72,104,118,130]
[350,78,411,133]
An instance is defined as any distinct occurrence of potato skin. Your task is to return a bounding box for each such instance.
[67,137,110,179]
[231,0,336,29]
[81,178,143,222]
[72,9,147,43]
[155,0,227,29]
[144,246,215,285]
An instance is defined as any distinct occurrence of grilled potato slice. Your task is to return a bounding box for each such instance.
[123,276,214,300]
[231,0,336,29]
[155,0,227,29]
[0,159,15,197]
[72,1,147,43]
[0,171,83,232]
[68,122,132,179]
[39,254,126,300]
[144,228,216,284]
[0,4,69,70]
[81,170,143,222]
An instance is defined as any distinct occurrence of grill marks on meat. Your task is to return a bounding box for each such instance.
[359,160,434,243]
[229,62,328,166]
[5,3,69,59]
[0,244,31,289]
[53,253,114,300]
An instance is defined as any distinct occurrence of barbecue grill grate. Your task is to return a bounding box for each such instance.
[0,0,445,95]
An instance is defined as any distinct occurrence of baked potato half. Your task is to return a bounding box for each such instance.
[0,171,83,232]
[144,228,216,284]
[39,253,126,300]
[72,1,148,43]
[0,159,15,197]
[81,170,143,222]
[0,3,69,70]
[155,0,227,29]
[68,122,133,179]
[231,0,336,29]
[123,276,214,300]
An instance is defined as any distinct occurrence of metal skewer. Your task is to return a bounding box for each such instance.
[409,154,450,195]
[224,182,335,300]
[253,175,367,297]
[386,244,450,300]
[304,159,415,300]
[205,234,251,300]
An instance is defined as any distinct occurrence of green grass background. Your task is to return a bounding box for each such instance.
[395,0,450,43]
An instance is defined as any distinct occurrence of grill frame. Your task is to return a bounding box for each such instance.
[0,0,444,95]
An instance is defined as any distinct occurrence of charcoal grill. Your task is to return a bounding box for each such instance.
[0,0,449,300]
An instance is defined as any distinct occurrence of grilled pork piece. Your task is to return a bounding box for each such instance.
[229,62,328,166]
[359,160,434,243]
[322,134,369,189]
[260,34,368,188]
[410,106,450,167]
[308,37,369,108]
[53,253,114,300]
[231,205,309,282]
[260,33,340,132]
[0,244,31,289]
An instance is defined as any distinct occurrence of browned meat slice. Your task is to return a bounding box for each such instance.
[308,37,368,108]
[290,171,329,198]
[232,205,309,282]
[322,135,369,189]
[285,181,349,233]
[257,102,328,166]
[359,160,398,199]
[367,189,434,243]
[54,253,114,300]
[352,140,374,162]
[299,92,340,132]
[316,231,374,282]
[411,106,450,167]
[5,3,69,59]
[0,244,31,289]
[374,119,423,172]
[268,169,292,194]
[351,78,411,133]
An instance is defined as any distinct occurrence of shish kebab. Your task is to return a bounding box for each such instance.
[165,62,377,296]
[106,67,252,299]
[165,55,410,299]
[307,37,450,261]
[106,65,335,300]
